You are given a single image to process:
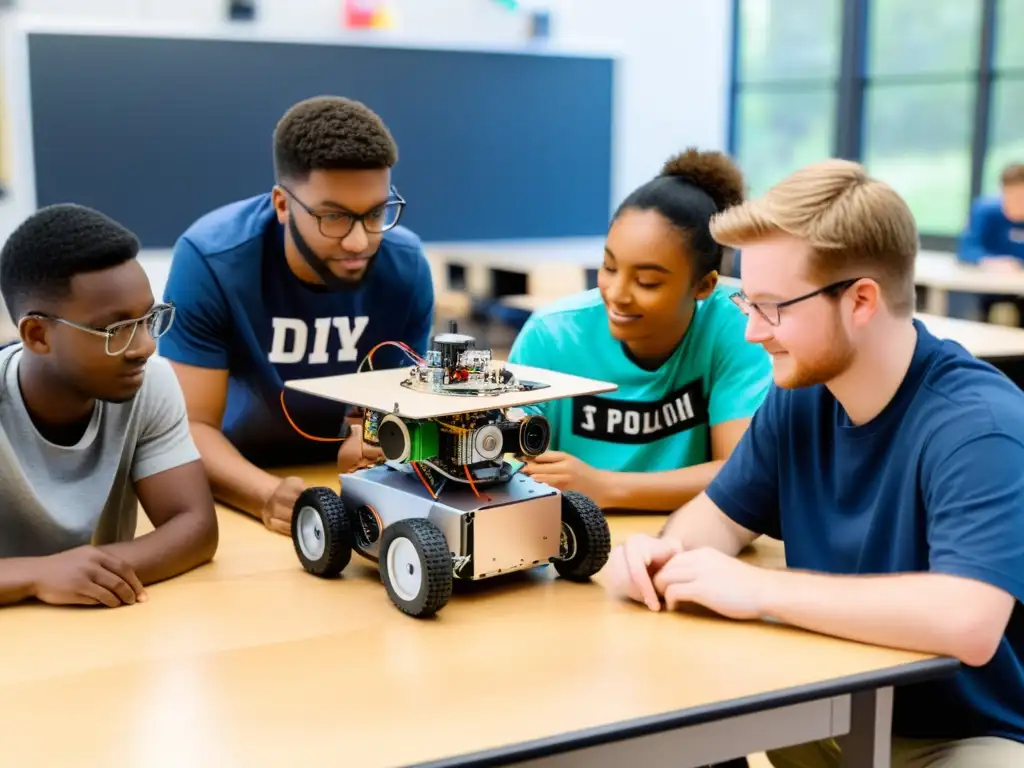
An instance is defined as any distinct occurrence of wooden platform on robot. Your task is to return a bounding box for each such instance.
[284,363,618,419]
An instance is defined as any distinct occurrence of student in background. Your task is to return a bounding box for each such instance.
[159,96,434,536]
[956,161,1024,324]
[0,204,218,608]
[608,159,1024,766]
[508,149,771,513]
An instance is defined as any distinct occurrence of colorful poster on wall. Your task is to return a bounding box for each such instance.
[343,0,396,29]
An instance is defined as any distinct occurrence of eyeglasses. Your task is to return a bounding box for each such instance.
[730,278,863,327]
[280,184,406,239]
[24,303,176,356]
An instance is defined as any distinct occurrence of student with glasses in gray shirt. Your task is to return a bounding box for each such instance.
[0,204,218,608]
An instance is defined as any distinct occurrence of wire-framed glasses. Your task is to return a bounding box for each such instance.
[730,278,863,326]
[281,184,406,239]
[24,303,176,356]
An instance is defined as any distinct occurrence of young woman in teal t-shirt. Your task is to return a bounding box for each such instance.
[508,149,772,512]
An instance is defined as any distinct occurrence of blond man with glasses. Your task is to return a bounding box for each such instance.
[605,160,1024,766]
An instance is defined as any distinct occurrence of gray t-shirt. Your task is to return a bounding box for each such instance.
[0,345,201,557]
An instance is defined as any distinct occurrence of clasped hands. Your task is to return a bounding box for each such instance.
[604,533,770,620]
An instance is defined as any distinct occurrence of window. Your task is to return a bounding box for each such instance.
[995,0,1024,70]
[983,0,1024,193]
[860,0,982,236]
[731,0,842,196]
[728,0,1024,247]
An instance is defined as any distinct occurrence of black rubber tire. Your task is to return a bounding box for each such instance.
[553,490,611,581]
[291,486,353,578]
[379,518,453,618]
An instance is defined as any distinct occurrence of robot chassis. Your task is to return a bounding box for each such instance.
[290,326,612,618]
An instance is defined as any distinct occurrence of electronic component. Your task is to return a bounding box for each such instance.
[376,414,439,463]
[401,322,547,396]
[286,324,619,620]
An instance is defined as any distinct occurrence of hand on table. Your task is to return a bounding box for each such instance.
[652,547,768,620]
[31,545,147,608]
[337,422,384,475]
[521,451,612,507]
[604,533,683,611]
[260,475,305,536]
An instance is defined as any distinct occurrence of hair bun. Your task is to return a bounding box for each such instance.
[660,148,746,211]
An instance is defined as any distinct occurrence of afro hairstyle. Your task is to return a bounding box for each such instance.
[273,95,398,182]
[0,203,140,322]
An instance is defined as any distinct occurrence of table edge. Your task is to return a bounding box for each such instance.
[408,656,960,768]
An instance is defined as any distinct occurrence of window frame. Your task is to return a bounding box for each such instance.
[727,0,1005,252]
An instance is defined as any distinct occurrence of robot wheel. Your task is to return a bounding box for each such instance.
[292,486,353,578]
[553,490,612,582]
[379,518,454,618]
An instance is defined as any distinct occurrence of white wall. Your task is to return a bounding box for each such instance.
[0,0,731,301]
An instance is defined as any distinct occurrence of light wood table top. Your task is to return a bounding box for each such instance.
[0,465,955,768]
[916,312,1024,358]
[914,251,1024,295]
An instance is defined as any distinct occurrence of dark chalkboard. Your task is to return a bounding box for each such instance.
[26,31,615,247]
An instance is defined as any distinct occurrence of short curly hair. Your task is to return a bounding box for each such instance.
[1001,162,1024,187]
[0,203,140,321]
[273,96,398,182]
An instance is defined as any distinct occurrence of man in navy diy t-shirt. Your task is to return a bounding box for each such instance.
[605,160,1024,765]
[159,96,433,535]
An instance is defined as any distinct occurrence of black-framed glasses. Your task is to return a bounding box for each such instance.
[280,184,405,239]
[730,278,863,327]
[23,303,176,356]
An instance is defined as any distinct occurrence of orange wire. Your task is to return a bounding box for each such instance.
[463,464,483,499]
[281,339,425,443]
[411,462,438,499]
[279,390,347,442]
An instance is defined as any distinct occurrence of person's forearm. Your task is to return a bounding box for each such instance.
[759,569,996,667]
[191,423,279,518]
[0,558,39,605]
[603,461,724,512]
[98,508,218,585]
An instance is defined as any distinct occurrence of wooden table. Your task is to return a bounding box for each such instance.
[0,465,956,768]
[914,251,1024,316]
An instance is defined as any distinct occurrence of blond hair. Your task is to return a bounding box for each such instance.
[1001,163,1024,187]
[709,159,919,316]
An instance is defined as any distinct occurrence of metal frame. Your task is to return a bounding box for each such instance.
[509,692,888,768]
[411,656,960,767]
[728,0,1008,254]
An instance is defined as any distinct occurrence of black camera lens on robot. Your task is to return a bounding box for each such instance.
[498,415,550,458]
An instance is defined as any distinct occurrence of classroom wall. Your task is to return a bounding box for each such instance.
[0,0,731,307]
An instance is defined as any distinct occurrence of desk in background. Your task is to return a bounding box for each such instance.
[0,465,957,767]
[914,252,1024,316]
[426,241,1024,321]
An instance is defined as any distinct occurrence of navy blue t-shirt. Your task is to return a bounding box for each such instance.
[158,193,434,466]
[957,195,1024,265]
[706,319,1024,744]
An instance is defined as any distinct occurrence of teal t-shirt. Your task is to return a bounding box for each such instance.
[507,286,772,472]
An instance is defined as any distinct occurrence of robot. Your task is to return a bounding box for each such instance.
[284,323,619,618]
